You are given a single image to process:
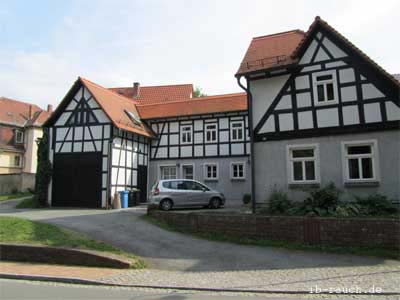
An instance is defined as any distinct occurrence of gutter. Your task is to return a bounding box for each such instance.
[236,76,256,214]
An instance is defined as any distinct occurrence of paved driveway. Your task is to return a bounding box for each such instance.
[0,202,398,273]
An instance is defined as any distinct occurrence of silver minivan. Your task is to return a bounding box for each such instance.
[149,179,225,211]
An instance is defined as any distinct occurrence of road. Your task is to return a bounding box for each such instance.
[0,279,282,300]
[0,205,392,272]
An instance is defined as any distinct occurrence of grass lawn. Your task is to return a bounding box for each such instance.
[143,215,399,260]
[0,216,145,268]
[15,196,41,208]
[0,192,32,202]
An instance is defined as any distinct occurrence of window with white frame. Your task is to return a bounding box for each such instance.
[15,130,24,144]
[182,164,194,179]
[231,121,244,141]
[180,125,192,144]
[205,123,217,143]
[312,70,338,105]
[160,166,177,180]
[287,145,319,183]
[204,164,218,180]
[14,155,21,167]
[231,162,245,180]
[342,141,378,182]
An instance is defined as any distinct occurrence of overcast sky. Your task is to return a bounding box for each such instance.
[1,0,399,108]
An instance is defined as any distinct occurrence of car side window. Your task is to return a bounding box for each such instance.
[162,181,181,189]
[183,181,206,191]
[176,181,186,190]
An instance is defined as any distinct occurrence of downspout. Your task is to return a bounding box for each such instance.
[236,76,256,214]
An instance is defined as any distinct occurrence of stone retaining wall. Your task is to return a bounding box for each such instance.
[0,244,132,268]
[148,210,400,250]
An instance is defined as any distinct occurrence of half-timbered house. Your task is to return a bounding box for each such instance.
[137,93,250,202]
[44,78,154,207]
[45,79,250,207]
[236,17,400,204]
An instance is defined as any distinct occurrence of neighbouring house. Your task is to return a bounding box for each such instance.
[44,79,250,208]
[0,97,52,193]
[235,16,400,204]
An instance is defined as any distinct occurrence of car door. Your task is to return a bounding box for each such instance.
[171,180,188,206]
[184,181,207,206]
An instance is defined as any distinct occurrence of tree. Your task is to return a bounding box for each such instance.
[193,86,207,98]
[35,129,52,206]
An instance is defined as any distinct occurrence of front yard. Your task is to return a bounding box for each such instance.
[0,216,145,268]
[0,192,32,202]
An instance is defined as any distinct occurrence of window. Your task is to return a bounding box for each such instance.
[160,166,177,180]
[342,140,378,182]
[14,155,21,167]
[182,164,194,179]
[183,181,206,191]
[15,130,23,144]
[312,70,338,105]
[205,123,217,143]
[231,162,245,180]
[231,121,244,141]
[204,164,218,180]
[287,144,319,183]
[180,125,192,144]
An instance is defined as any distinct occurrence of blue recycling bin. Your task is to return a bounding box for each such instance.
[119,191,129,208]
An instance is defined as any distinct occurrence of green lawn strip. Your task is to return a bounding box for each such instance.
[0,216,146,268]
[143,215,399,260]
[0,192,32,202]
[15,196,41,208]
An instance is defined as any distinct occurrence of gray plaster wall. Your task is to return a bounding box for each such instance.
[254,130,400,203]
[148,157,251,206]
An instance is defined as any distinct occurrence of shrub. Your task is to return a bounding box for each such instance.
[355,194,398,216]
[299,182,341,216]
[35,130,52,207]
[11,188,19,194]
[242,194,251,205]
[267,188,291,214]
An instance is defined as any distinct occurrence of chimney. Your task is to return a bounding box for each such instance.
[47,104,53,113]
[132,82,140,99]
[28,105,33,119]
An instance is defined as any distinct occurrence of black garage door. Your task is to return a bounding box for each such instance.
[52,152,102,208]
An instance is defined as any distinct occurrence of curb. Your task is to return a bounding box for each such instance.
[1,273,399,296]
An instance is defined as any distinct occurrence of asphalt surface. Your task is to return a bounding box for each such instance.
[0,279,278,300]
[0,202,395,272]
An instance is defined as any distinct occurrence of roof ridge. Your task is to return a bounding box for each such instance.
[0,96,43,110]
[80,77,139,105]
[110,83,194,89]
[253,29,304,41]
[136,92,246,107]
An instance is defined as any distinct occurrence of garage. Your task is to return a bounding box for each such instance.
[52,152,102,208]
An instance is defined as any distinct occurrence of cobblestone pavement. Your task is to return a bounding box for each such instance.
[99,264,400,294]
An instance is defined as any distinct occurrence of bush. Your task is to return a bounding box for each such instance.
[267,188,291,214]
[35,130,52,207]
[242,194,251,205]
[355,194,398,216]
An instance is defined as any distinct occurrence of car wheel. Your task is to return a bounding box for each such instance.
[209,197,221,209]
[160,199,173,211]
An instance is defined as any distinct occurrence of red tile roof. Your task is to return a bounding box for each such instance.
[0,97,49,127]
[236,30,305,75]
[237,16,400,89]
[109,84,194,104]
[79,78,155,138]
[137,93,247,119]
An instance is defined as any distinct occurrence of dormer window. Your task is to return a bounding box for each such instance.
[312,70,338,105]
[15,130,24,144]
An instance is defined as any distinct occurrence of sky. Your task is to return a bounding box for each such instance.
[1,0,399,109]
